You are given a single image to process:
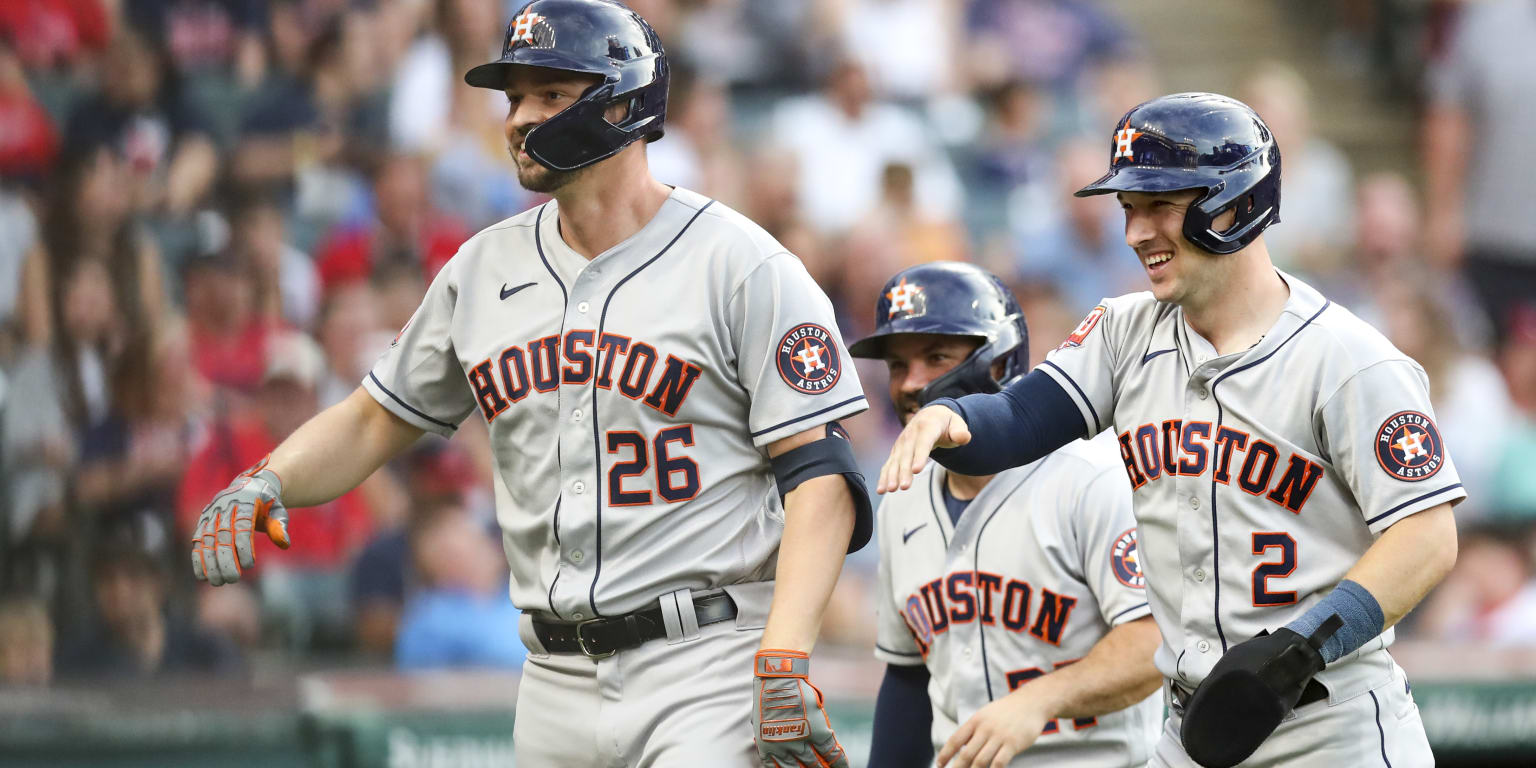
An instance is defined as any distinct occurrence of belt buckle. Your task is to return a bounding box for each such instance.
[576,618,616,659]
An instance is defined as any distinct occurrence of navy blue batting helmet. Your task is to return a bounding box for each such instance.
[849,262,1029,404]
[1076,92,1281,255]
[465,0,668,172]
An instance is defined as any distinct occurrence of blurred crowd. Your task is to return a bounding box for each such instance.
[0,0,1533,690]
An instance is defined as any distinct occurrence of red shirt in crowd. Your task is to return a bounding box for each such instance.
[177,415,373,572]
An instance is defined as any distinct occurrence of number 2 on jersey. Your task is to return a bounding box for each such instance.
[606,425,701,506]
[1251,532,1298,606]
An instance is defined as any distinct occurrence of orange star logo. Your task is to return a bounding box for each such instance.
[886,277,922,318]
[1113,121,1144,162]
[512,10,545,45]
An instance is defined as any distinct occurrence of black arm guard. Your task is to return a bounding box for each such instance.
[1181,614,1343,768]
[769,422,873,553]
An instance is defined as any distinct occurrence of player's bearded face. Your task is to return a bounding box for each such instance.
[884,335,981,425]
[509,124,583,193]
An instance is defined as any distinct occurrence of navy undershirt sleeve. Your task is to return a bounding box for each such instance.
[868,663,933,768]
[930,369,1087,475]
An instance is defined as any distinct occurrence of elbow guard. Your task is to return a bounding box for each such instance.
[770,422,873,553]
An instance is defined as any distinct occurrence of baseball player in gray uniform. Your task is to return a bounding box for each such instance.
[853,262,1162,768]
[878,93,1463,768]
[189,2,874,766]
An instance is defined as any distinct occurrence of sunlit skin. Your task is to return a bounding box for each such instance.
[1116,189,1237,309]
[885,335,985,427]
[502,66,606,193]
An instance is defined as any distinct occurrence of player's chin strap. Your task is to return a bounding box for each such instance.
[770,421,873,553]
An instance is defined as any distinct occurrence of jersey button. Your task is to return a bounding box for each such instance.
[1194,568,1206,582]
[572,409,583,422]
[963,647,973,657]
[574,481,586,494]
[571,550,584,562]
[1197,388,1209,400]
[1197,640,1211,653]
[578,301,590,313]
[572,612,585,620]
[1189,496,1200,509]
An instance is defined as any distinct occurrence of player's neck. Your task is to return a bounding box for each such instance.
[1182,245,1289,355]
[553,152,673,260]
[946,471,993,501]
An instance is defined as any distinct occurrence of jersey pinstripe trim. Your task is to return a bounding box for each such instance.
[970,461,1044,702]
[1207,300,1332,651]
[587,200,715,617]
[1040,359,1102,434]
[1109,602,1151,623]
[1364,483,1464,526]
[366,372,459,431]
[747,394,868,438]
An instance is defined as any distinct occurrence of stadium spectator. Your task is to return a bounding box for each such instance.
[0,594,54,687]
[1487,306,1536,519]
[1011,136,1145,312]
[314,282,390,408]
[834,0,962,103]
[0,0,109,73]
[1377,277,1514,519]
[36,143,167,353]
[177,331,374,649]
[62,29,218,221]
[954,79,1054,248]
[395,506,523,670]
[55,543,243,680]
[1418,524,1536,647]
[229,189,320,330]
[181,248,271,392]
[124,0,267,81]
[964,0,1136,97]
[0,38,59,186]
[769,59,961,236]
[73,317,207,559]
[1241,61,1353,275]
[1424,0,1536,346]
[314,152,468,292]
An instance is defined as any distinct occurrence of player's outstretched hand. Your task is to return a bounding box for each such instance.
[937,690,1051,768]
[877,404,971,494]
[190,457,290,586]
[752,649,850,768]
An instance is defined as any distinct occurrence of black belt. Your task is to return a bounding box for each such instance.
[1170,677,1329,711]
[532,591,738,658]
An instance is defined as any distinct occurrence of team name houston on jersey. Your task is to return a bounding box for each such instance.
[1115,420,1326,515]
[465,330,703,421]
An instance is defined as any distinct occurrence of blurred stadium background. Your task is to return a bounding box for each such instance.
[0,0,1533,765]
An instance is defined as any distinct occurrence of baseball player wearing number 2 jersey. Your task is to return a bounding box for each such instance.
[879,93,1463,768]
[854,263,1163,768]
[188,2,874,766]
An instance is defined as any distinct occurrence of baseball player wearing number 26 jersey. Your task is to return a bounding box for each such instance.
[854,263,1163,768]
[879,94,1463,768]
[188,2,875,766]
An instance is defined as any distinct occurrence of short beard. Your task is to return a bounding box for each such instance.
[512,148,583,194]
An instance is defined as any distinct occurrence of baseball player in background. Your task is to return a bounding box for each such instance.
[878,93,1463,768]
[853,262,1162,768]
[189,1,873,765]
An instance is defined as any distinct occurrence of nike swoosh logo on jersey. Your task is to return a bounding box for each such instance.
[500,282,536,300]
[902,524,927,543]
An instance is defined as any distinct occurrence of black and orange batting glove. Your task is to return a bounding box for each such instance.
[752,649,850,768]
[190,456,290,586]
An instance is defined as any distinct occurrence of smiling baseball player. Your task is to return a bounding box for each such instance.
[854,262,1162,768]
[878,93,1463,768]
[189,2,872,765]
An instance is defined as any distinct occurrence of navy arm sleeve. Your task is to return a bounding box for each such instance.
[868,663,933,768]
[929,368,1086,475]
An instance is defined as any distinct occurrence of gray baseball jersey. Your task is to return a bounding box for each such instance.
[875,436,1160,766]
[1037,271,1466,702]
[363,186,868,620]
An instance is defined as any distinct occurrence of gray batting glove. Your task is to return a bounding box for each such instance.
[190,457,289,586]
[753,649,850,768]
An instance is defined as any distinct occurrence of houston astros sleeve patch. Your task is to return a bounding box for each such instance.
[776,323,843,394]
[1374,411,1445,482]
